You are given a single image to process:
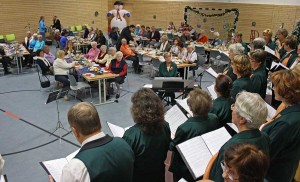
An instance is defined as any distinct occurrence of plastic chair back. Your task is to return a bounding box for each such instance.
[6,34,16,42]
[0,35,3,39]
[195,45,205,55]
[70,26,76,32]
[68,74,78,87]
[152,58,161,70]
[76,25,83,31]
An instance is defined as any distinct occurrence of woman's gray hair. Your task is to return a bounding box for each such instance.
[91,41,97,46]
[235,91,268,129]
[100,45,107,50]
[109,47,116,52]
[251,38,266,50]
[121,38,127,43]
[229,43,245,55]
[214,32,220,37]
[116,51,123,57]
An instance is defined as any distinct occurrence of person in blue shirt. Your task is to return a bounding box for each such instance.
[60,32,68,49]
[29,33,38,50]
[34,35,45,52]
[134,24,141,35]
[211,32,222,46]
[39,16,46,41]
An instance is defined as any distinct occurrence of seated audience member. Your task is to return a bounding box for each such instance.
[138,25,147,37]
[222,143,269,182]
[235,32,248,54]
[36,49,53,75]
[263,29,276,50]
[66,26,74,36]
[0,46,11,75]
[53,50,76,93]
[159,35,171,52]
[120,39,139,73]
[29,33,38,50]
[94,30,106,46]
[188,25,197,41]
[250,49,267,99]
[211,32,222,47]
[33,35,45,52]
[23,31,34,67]
[123,88,171,182]
[280,35,298,68]
[275,28,288,58]
[261,67,300,182]
[0,153,4,175]
[59,32,68,49]
[84,42,100,62]
[158,53,178,104]
[96,45,107,61]
[107,51,127,99]
[134,24,141,35]
[23,31,32,49]
[167,21,176,31]
[197,29,209,44]
[223,43,245,82]
[209,91,270,181]
[169,89,220,181]
[231,55,254,99]
[180,29,192,43]
[64,40,76,56]
[145,26,151,38]
[87,27,96,41]
[250,37,266,51]
[52,102,134,182]
[170,37,180,55]
[96,47,116,67]
[43,46,56,64]
[54,29,61,48]
[148,26,161,48]
[177,42,187,60]
[210,75,234,126]
[179,45,197,78]
[83,25,89,39]
[109,27,120,46]
[223,32,234,48]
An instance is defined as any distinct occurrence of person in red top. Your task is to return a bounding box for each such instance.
[120,38,140,73]
[107,51,128,99]
[197,29,209,44]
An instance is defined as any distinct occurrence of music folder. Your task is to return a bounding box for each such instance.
[207,84,217,100]
[164,105,188,139]
[40,149,80,182]
[175,98,193,117]
[270,61,289,72]
[107,122,131,137]
[176,127,231,180]
[206,67,218,78]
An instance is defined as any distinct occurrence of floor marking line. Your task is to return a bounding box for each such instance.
[5,111,20,120]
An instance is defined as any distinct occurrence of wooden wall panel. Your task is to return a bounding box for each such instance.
[0,0,108,42]
[108,0,300,42]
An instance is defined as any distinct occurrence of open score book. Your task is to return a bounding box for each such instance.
[176,127,231,180]
[40,149,80,182]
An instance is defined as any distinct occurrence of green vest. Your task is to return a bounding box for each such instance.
[122,122,171,182]
[210,96,234,125]
[262,104,300,182]
[209,129,270,182]
[159,61,178,77]
[231,77,254,99]
[279,49,298,68]
[75,135,134,182]
[169,113,221,181]
[224,66,237,82]
[251,65,267,98]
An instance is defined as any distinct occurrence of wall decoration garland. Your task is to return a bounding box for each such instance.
[184,6,240,33]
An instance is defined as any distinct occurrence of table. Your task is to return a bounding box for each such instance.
[82,72,115,105]
[177,62,197,79]
[0,43,29,74]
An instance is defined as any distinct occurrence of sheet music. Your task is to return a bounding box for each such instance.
[266,103,276,121]
[107,122,126,137]
[202,127,232,155]
[143,84,153,88]
[271,62,289,70]
[175,98,193,116]
[206,67,218,78]
[42,158,68,182]
[226,123,238,133]
[65,149,80,162]
[176,136,212,179]
[0,175,6,182]
[165,105,188,139]
[178,178,188,182]
[207,84,217,100]
[265,46,276,56]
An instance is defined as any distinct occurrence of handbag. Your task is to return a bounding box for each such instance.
[40,80,50,88]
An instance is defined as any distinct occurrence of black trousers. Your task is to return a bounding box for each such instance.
[55,75,70,88]
[0,57,9,73]
[126,55,140,72]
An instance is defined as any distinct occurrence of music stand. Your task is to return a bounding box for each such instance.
[46,88,69,135]
[162,81,184,106]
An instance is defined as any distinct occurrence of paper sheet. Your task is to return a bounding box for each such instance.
[271,62,289,71]
[201,127,232,155]
[42,158,68,182]
[175,98,193,116]
[143,84,153,88]
[0,175,6,182]
[266,103,276,121]
[65,149,80,162]
[178,178,188,182]
[206,67,218,78]
[107,122,126,137]
[176,136,212,179]
[265,46,276,56]
[165,105,188,139]
[207,84,217,100]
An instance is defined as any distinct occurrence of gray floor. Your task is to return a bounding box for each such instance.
[0,46,215,182]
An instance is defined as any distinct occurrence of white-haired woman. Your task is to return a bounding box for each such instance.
[120,38,140,73]
[223,43,245,81]
[211,32,222,46]
[96,45,107,61]
[159,35,171,52]
[208,91,270,181]
[87,27,96,41]
[179,44,197,78]
[83,42,100,62]
[53,50,77,91]
[107,51,127,99]
[96,47,116,67]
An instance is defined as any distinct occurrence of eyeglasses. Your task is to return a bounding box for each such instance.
[221,160,239,181]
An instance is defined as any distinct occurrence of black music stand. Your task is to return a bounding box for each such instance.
[46,88,69,135]
[162,81,184,106]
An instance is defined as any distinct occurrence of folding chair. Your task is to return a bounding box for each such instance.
[68,74,92,101]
